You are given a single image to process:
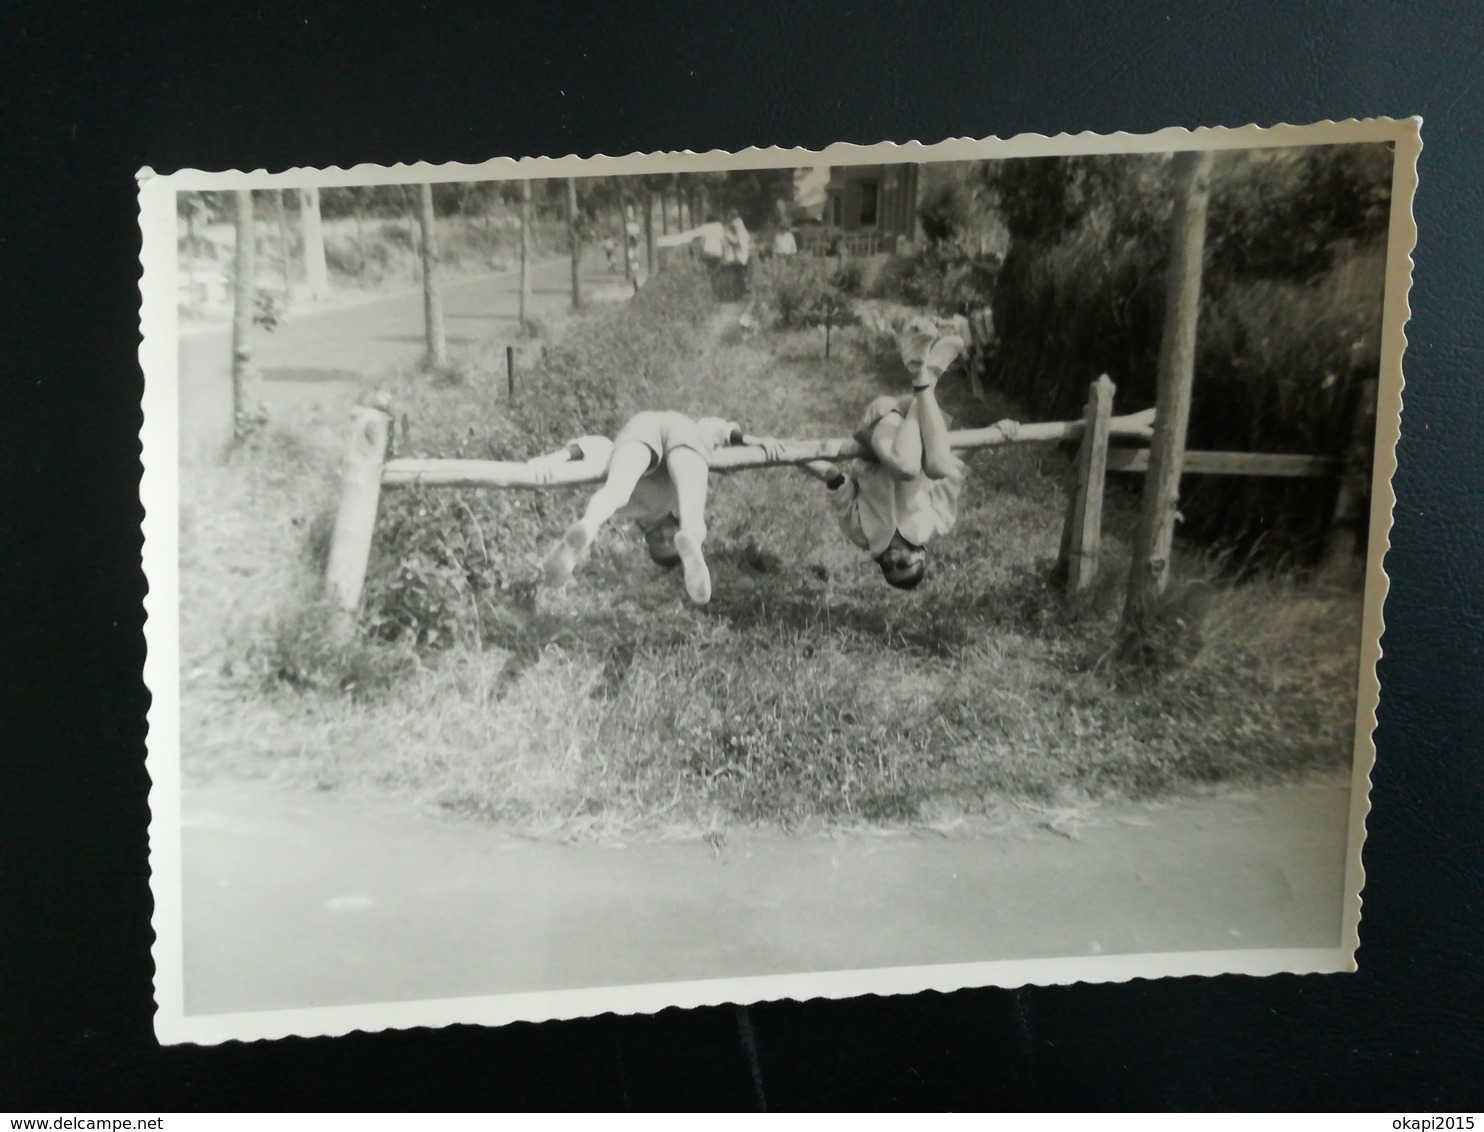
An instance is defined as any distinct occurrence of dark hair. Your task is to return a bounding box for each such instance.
[884,565,925,590]
[643,520,682,569]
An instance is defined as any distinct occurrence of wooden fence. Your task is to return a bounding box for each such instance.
[322,389,1158,617]
[322,372,1370,636]
[1055,375,1373,596]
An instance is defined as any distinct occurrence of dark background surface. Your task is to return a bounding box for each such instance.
[2,0,1481,1112]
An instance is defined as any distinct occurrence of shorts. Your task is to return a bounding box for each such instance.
[612,411,725,473]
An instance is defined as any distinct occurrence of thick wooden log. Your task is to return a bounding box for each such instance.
[326,405,394,614]
[1107,449,1342,477]
[379,408,1158,490]
[1060,375,1115,593]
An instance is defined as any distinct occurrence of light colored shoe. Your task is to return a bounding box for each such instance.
[673,530,712,605]
[542,522,591,588]
[918,334,966,385]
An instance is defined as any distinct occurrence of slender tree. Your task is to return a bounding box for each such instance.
[1121,149,1215,646]
[567,177,583,310]
[230,188,258,442]
[643,185,657,275]
[519,178,534,334]
[276,189,294,298]
[299,186,329,301]
[417,182,448,368]
[615,177,632,282]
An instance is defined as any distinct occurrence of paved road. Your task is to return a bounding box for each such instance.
[181,774,1352,1017]
[177,252,628,455]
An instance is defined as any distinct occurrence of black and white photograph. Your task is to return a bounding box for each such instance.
[140,120,1416,1044]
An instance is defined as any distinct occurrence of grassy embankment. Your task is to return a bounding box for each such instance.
[180,262,1363,838]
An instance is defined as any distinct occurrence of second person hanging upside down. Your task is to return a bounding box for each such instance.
[795,319,1020,589]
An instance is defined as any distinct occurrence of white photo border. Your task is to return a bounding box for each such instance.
[140,117,1419,1045]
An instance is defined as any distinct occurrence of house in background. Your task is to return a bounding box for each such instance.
[785,164,921,255]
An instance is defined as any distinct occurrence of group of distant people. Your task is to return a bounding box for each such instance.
[527,318,1019,604]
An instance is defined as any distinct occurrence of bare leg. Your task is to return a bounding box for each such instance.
[665,446,712,604]
[542,442,653,588]
[915,385,960,479]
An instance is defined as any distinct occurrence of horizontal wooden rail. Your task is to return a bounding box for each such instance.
[1105,449,1341,478]
[380,409,1158,490]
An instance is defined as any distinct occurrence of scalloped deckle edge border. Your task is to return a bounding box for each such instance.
[137,116,1419,1046]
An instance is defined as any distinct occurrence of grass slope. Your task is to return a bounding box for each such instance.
[179,264,1364,838]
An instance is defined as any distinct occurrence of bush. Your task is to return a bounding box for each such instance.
[752,257,862,330]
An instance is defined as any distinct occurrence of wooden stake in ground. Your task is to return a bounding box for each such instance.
[299,186,329,302]
[326,403,394,619]
[417,182,448,369]
[567,177,582,311]
[519,178,534,335]
[1321,377,1379,576]
[1057,375,1116,593]
[229,188,258,442]
[1121,148,1215,638]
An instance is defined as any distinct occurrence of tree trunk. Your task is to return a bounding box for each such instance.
[644,188,656,275]
[1121,149,1215,641]
[566,177,582,311]
[615,178,632,282]
[230,188,258,442]
[277,189,293,299]
[418,182,448,368]
[299,186,329,301]
[184,194,201,314]
[519,178,534,335]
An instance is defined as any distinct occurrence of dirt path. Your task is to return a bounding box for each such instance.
[181,773,1351,1016]
[176,251,622,455]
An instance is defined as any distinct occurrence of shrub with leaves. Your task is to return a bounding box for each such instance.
[752,257,862,330]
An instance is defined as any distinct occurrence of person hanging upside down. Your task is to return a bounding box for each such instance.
[796,322,1019,590]
[533,411,783,605]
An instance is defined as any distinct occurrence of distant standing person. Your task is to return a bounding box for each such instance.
[654,214,729,296]
[772,225,798,258]
[722,209,752,300]
[625,215,642,277]
[603,236,617,272]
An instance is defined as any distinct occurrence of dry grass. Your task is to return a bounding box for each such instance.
[179,264,1367,837]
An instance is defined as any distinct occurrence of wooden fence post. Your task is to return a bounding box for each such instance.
[325,403,393,619]
[1057,375,1115,593]
[1321,376,1379,576]
[1121,149,1214,638]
